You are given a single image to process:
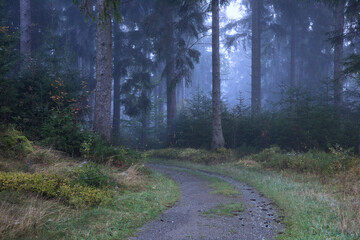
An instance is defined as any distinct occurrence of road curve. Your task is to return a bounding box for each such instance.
[131,164,284,240]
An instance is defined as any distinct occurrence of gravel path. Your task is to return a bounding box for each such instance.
[131,164,284,240]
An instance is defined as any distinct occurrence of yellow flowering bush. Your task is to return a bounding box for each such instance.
[0,172,111,207]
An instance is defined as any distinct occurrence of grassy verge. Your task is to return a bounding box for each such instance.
[170,167,240,197]
[203,202,244,218]
[1,163,179,240]
[34,171,179,240]
[0,129,180,240]
[148,155,359,239]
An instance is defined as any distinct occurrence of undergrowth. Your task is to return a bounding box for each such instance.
[147,147,235,164]
[0,127,181,239]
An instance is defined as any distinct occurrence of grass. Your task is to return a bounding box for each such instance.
[33,171,179,240]
[170,167,240,197]
[0,167,179,240]
[0,191,73,240]
[148,156,360,240]
[0,130,181,239]
[203,202,244,218]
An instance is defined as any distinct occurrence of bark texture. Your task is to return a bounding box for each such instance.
[113,22,121,145]
[94,0,112,142]
[251,0,261,114]
[157,80,165,128]
[20,0,31,60]
[334,0,345,110]
[211,0,225,150]
[165,10,177,145]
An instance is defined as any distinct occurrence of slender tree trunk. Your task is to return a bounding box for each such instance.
[141,90,150,149]
[251,0,261,114]
[290,18,297,88]
[211,0,225,150]
[112,22,121,145]
[20,0,31,66]
[165,10,177,145]
[181,78,185,109]
[158,79,164,128]
[334,0,345,110]
[94,0,112,142]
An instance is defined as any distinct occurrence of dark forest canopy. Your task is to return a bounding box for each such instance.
[0,0,360,153]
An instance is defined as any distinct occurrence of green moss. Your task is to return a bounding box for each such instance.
[0,127,35,157]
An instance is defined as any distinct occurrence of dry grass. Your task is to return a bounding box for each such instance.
[0,192,73,240]
[334,167,360,236]
[110,164,147,188]
[235,159,261,168]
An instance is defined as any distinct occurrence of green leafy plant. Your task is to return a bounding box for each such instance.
[70,162,110,188]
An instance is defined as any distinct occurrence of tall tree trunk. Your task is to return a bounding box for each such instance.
[94,0,112,142]
[140,90,150,149]
[334,0,345,110]
[180,78,185,109]
[290,18,297,88]
[165,10,177,145]
[20,0,31,66]
[158,79,164,128]
[211,0,225,150]
[177,79,185,110]
[251,0,261,114]
[112,21,121,145]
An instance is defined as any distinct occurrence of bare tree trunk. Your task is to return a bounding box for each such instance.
[211,0,225,150]
[251,0,261,114]
[181,78,185,108]
[94,0,112,142]
[158,79,164,128]
[20,0,31,66]
[112,21,121,145]
[165,10,177,145]
[334,0,345,110]
[290,18,297,88]
[177,79,185,110]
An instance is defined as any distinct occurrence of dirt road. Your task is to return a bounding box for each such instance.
[131,164,284,240]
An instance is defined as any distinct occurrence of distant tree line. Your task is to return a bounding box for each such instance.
[0,0,359,153]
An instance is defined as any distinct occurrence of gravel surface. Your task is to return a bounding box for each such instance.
[130,164,284,240]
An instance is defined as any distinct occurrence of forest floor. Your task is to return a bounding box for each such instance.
[131,164,284,240]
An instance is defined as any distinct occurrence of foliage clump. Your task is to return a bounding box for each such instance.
[0,126,35,158]
[81,131,143,167]
[70,162,111,188]
[0,172,111,207]
[251,146,360,176]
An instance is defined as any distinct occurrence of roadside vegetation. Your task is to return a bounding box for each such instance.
[0,127,179,240]
[148,147,360,239]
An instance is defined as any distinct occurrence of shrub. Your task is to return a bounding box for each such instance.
[250,146,360,176]
[81,131,143,167]
[70,162,110,188]
[0,172,111,207]
[41,109,84,156]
